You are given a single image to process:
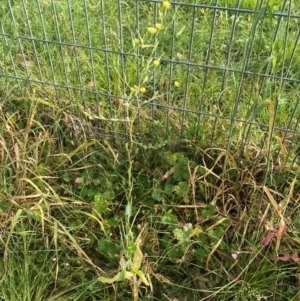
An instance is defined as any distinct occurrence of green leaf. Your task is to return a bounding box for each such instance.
[135,270,150,286]
[198,232,207,244]
[208,226,224,241]
[250,5,267,38]
[98,271,133,284]
[192,224,203,237]
[169,152,187,165]
[161,212,178,228]
[94,193,104,202]
[127,241,136,253]
[93,195,108,213]
[294,212,300,228]
[195,248,209,259]
[201,204,216,218]
[168,247,184,262]
[174,167,189,181]
[3,27,18,56]
[62,172,72,182]
[175,181,188,197]
[98,238,121,258]
[152,187,164,201]
[207,204,216,216]
[164,182,173,195]
[104,188,115,201]
[173,227,191,243]
[0,200,10,212]
[173,228,185,241]
[82,168,94,180]
[125,203,132,218]
[99,176,107,186]
[132,242,143,270]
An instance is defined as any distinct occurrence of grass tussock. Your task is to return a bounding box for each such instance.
[0,94,299,300]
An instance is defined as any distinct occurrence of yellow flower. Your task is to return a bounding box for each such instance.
[162,1,171,9]
[147,27,157,34]
[153,59,160,67]
[155,23,163,31]
[174,81,180,87]
[140,87,146,93]
[133,38,140,46]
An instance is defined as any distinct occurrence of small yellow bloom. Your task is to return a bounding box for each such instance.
[130,87,136,93]
[174,81,180,87]
[153,59,160,67]
[133,38,140,46]
[147,27,157,34]
[140,87,146,93]
[162,1,171,9]
[155,23,163,31]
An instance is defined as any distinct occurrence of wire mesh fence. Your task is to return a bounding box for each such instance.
[1,0,300,160]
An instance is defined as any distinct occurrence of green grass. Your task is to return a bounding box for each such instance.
[1,0,300,300]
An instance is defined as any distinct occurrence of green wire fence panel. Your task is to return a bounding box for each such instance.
[1,0,300,153]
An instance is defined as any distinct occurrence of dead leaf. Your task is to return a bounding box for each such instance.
[160,164,181,181]
[261,233,274,246]
[232,251,239,260]
[132,241,143,271]
[134,162,162,178]
[75,177,84,183]
[275,218,286,254]
[86,81,95,87]
[176,52,185,60]
[274,253,290,263]
[263,186,282,218]
[291,252,300,263]
[98,271,134,284]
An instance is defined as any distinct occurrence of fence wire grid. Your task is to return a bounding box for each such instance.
[1,0,300,159]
